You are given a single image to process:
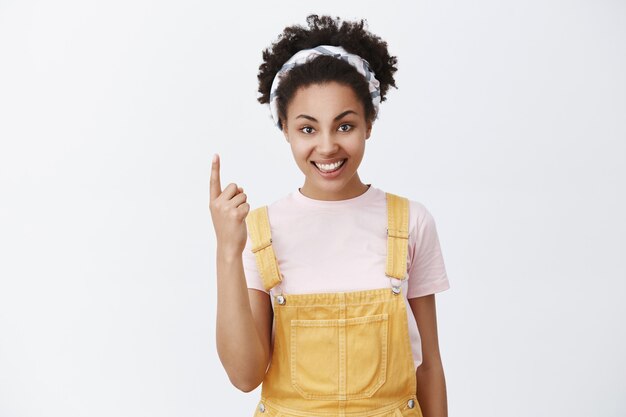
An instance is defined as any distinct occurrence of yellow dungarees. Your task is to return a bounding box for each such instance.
[246,192,423,417]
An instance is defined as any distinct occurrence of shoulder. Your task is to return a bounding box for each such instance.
[381,191,443,256]
[406,199,438,244]
[247,191,292,215]
[381,189,435,235]
[246,192,295,231]
[408,198,436,228]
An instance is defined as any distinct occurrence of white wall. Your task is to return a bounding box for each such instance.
[1,1,624,416]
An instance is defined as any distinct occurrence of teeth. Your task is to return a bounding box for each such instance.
[314,159,345,172]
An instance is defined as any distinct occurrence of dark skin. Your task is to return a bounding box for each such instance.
[246,291,448,417]
[232,81,448,415]
[409,294,449,417]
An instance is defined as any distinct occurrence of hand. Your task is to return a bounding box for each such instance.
[209,153,250,258]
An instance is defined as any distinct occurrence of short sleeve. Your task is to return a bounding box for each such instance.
[406,205,451,298]
[242,231,270,294]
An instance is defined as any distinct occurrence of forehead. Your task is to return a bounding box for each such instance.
[288,82,362,116]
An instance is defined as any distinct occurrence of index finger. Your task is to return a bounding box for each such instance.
[209,153,222,201]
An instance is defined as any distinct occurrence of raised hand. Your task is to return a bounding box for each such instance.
[209,153,250,258]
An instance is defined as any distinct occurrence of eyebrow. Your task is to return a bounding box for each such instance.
[295,110,358,122]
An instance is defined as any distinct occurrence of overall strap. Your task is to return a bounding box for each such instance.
[245,205,283,292]
[385,192,410,280]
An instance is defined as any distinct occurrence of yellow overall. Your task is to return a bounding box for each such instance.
[245,192,423,417]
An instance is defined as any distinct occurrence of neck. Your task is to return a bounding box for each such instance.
[299,175,370,201]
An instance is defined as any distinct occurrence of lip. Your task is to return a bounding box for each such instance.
[311,158,347,179]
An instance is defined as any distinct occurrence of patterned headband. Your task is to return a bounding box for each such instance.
[268,44,381,130]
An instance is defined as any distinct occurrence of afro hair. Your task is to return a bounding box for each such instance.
[257,14,399,130]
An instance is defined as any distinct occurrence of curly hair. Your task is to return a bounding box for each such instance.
[257,14,399,131]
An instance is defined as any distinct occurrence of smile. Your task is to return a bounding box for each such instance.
[312,159,347,173]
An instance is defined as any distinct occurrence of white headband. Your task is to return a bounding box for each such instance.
[268,44,381,130]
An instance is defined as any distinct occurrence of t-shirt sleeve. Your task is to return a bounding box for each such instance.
[242,230,270,294]
[406,204,451,298]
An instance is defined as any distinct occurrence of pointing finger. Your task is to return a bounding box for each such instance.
[209,153,221,201]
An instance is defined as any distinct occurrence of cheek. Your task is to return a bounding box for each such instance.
[345,142,366,158]
[291,143,311,163]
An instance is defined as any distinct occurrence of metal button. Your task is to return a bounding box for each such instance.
[258,402,265,412]
[392,285,401,294]
[276,295,285,305]
[408,399,415,408]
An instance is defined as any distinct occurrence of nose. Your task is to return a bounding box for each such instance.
[315,130,340,155]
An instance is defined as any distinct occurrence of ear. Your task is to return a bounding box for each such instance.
[282,121,290,143]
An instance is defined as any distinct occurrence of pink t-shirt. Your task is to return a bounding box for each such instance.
[242,184,451,370]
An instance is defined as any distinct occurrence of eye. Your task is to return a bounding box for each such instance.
[299,126,315,134]
[338,123,353,132]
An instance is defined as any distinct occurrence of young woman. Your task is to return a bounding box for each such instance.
[211,14,450,417]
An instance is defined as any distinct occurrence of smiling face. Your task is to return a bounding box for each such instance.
[281,81,373,201]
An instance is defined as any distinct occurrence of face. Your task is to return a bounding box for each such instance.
[282,81,373,201]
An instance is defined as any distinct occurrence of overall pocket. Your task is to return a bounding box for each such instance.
[290,313,389,400]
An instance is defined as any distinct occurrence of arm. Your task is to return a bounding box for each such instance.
[215,251,273,392]
[409,294,448,417]
[209,153,273,392]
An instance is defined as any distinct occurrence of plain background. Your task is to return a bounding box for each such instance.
[1,0,625,416]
